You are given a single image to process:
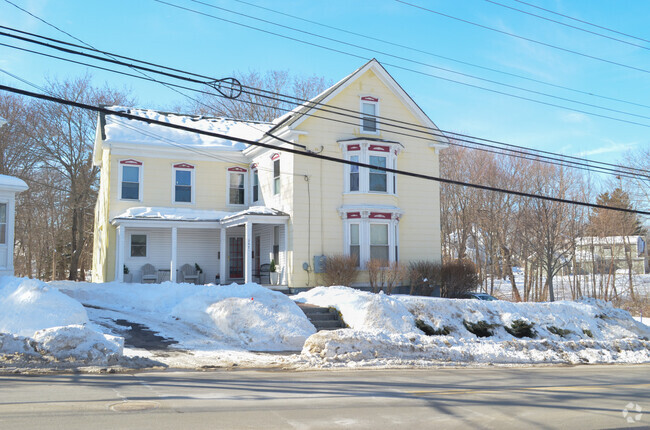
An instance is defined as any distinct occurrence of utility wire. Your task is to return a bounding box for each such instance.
[154,0,650,123]
[231,0,650,111]
[485,0,650,51]
[1,38,647,181]
[394,0,650,75]
[512,0,650,44]
[2,83,649,217]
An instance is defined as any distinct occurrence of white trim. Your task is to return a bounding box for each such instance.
[226,168,248,207]
[116,225,125,282]
[118,160,143,202]
[172,164,195,205]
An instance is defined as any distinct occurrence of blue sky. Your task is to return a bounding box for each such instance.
[1,0,649,172]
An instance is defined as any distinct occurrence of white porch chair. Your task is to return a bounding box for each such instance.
[140,263,157,283]
[180,264,199,284]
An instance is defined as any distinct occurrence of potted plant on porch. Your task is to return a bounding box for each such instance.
[269,259,280,285]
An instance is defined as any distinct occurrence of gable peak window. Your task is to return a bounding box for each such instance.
[119,159,142,201]
[361,96,379,133]
[173,163,194,203]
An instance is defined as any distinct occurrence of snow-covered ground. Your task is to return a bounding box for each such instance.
[1,277,649,372]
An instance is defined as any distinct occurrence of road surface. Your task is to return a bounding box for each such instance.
[1,364,648,429]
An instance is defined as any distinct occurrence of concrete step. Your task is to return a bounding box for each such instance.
[296,302,347,331]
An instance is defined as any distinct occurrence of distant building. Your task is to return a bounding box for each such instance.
[574,236,649,275]
[0,174,28,276]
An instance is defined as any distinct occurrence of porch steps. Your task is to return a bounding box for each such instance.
[296,303,347,331]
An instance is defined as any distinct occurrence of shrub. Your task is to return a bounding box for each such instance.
[440,259,480,298]
[408,261,442,296]
[321,254,358,287]
[505,320,536,338]
[463,320,496,338]
[548,326,572,338]
[582,328,593,338]
[367,259,407,294]
[416,319,452,336]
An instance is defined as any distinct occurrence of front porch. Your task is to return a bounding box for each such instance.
[112,208,289,285]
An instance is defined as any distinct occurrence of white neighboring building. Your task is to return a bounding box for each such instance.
[575,236,649,275]
[0,175,28,275]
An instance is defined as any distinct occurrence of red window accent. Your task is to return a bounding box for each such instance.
[361,96,379,102]
[369,212,391,219]
[347,212,361,219]
[271,152,280,160]
[120,159,142,166]
[228,167,247,172]
[173,163,194,169]
[368,145,390,152]
[250,163,258,169]
[347,144,361,151]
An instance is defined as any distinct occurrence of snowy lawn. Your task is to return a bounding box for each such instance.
[1,277,649,372]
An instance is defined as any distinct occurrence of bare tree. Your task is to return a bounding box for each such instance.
[188,70,331,121]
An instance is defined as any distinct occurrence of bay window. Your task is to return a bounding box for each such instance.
[341,208,401,268]
[342,140,400,194]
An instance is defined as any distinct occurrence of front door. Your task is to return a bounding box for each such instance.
[229,237,244,279]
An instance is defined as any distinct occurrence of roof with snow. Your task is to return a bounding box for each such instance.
[112,206,288,223]
[100,106,273,151]
[0,174,28,192]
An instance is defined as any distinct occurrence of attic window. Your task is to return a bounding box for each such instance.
[361,96,379,133]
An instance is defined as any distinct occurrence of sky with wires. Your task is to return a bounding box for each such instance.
[0,0,649,172]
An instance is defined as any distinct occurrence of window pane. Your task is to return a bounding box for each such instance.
[349,155,359,192]
[350,224,359,245]
[350,245,360,267]
[274,177,280,195]
[176,170,191,186]
[370,224,388,245]
[175,186,191,202]
[123,166,139,182]
[131,235,146,257]
[273,159,280,177]
[369,156,387,192]
[362,103,377,132]
[122,182,139,200]
[253,171,259,201]
[370,245,389,263]
[0,203,6,223]
[230,173,244,188]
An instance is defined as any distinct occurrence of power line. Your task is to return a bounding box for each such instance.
[230,0,650,111]
[153,0,650,124]
[485,0,650,51]
[512,0,650,44]
[1,37,648,181]
[394,0,650,75]
[2,83,649,217]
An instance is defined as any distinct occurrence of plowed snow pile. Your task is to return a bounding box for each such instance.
[294,286,650,366]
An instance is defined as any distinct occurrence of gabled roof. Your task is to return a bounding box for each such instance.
[268,59,449,144]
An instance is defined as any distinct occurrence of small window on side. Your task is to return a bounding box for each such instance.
[273,159,280,195]
[130,234,147,257]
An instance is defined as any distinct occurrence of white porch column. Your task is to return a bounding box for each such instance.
[171,227,177,282]
[244,221,252,284]
[219,227,226,284]
[283,221,289,285]
[116,224,125,282]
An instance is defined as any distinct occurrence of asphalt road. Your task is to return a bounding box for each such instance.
[1,365,649,429]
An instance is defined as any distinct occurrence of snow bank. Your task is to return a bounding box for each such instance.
[0,277,123,364]
[0,277,89,337]
[302,330,650,366]
[293,286,416,333]
[56,281,316,351]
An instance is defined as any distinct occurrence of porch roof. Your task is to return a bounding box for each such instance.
[111,206,289,228]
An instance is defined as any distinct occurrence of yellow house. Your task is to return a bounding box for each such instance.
[91,59,448,286]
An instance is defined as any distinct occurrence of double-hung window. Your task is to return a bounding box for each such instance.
[227,167,247,205]
[119,159,142,200]
[361,96,379,133]
[369,155,387,192]
[173,163,194,203]
[252,169,259,203]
